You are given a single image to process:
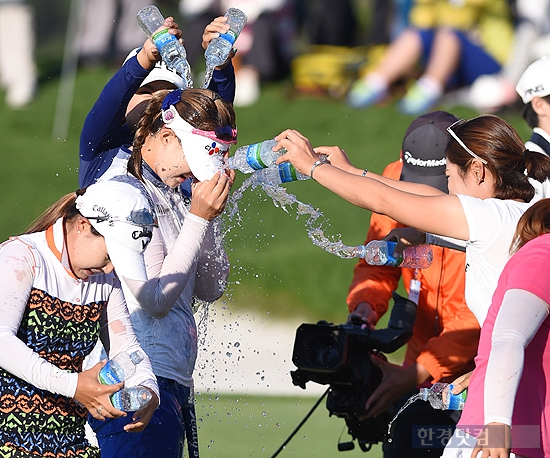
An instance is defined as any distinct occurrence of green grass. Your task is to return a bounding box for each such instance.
[196,394,384,457]
[0,67,531,323]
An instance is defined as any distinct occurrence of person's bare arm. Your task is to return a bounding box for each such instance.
[276,130,469,240]
[315,145,445,197]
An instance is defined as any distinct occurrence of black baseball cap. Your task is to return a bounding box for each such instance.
[400,111,458,193]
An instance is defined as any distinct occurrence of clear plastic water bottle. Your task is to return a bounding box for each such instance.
[419,382,467,410]
[228,139,286,173]
[136,5,193,88]
[110,386,152,411]
[98,350,144,385]
[203,8,247,88]
[361,241,433,268]
[255,163,309,185]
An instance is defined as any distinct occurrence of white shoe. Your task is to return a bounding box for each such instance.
[234,67,260,107]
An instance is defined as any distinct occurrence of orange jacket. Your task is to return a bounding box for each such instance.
[346,160,480,382]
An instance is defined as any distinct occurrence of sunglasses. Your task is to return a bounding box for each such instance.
[447,119,488,165]
[162,89,238,145]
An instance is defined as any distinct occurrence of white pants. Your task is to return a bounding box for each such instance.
[0,2,36,106]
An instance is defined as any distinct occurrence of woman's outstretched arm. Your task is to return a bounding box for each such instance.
[275,129,468,240]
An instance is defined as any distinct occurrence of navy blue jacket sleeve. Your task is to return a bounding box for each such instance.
[79,56,148,187]
[208,63,235,104]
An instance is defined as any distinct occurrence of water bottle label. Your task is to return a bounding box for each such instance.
[245,143,267,170]
[219,30,238,45]
[98,361,122,385]
[152,29,177,51]
[278,163,298,182]
[110,391,125,410]
[385,241,403,266]
[446,385,467,410]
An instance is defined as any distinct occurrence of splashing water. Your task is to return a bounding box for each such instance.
[386,393,421,441]
[181,65,194,90]
[193,170,364,392]
[203,65,215,89]
[224,173,363,259]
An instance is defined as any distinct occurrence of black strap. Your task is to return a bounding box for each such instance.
[183,401,199,457]
[528,132,550,155]
[270,388,330,458]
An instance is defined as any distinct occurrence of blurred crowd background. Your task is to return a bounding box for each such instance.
[7,0,546,113]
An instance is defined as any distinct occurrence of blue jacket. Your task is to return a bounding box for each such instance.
[79,55,235,188]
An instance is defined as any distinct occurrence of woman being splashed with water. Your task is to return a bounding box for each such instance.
[88,88,237,458]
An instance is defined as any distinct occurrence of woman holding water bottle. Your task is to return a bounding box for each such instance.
[79,13,237,188]
[275,116,550,455]
[440,198,550,458]
[275,115,550,326]
[0,180,158,458]
[347,112,480,458]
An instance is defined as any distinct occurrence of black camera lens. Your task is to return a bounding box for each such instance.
[309,334,342,368]
[308,333,342,369]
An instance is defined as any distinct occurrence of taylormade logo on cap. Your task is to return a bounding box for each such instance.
[403,151,446,168]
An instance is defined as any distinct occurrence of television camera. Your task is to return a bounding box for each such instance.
[290,292,417,452]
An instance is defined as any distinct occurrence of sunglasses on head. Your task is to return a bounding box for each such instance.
[161,89,237,144]
[446,119,488,165]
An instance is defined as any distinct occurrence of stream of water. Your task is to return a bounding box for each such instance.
[386,393,422,442]
[224,172,363,259]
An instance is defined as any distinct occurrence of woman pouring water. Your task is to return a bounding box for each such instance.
[274,115,550,327]
[275,116,550,455]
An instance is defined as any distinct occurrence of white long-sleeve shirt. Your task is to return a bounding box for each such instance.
[97,156,230,387]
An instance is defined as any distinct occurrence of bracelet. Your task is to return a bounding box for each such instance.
[361,168,368,177]
[310,156,330,180]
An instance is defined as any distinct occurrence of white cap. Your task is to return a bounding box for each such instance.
[124,47,185,90]
[75,181,156,282]
[516,56,550,103]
